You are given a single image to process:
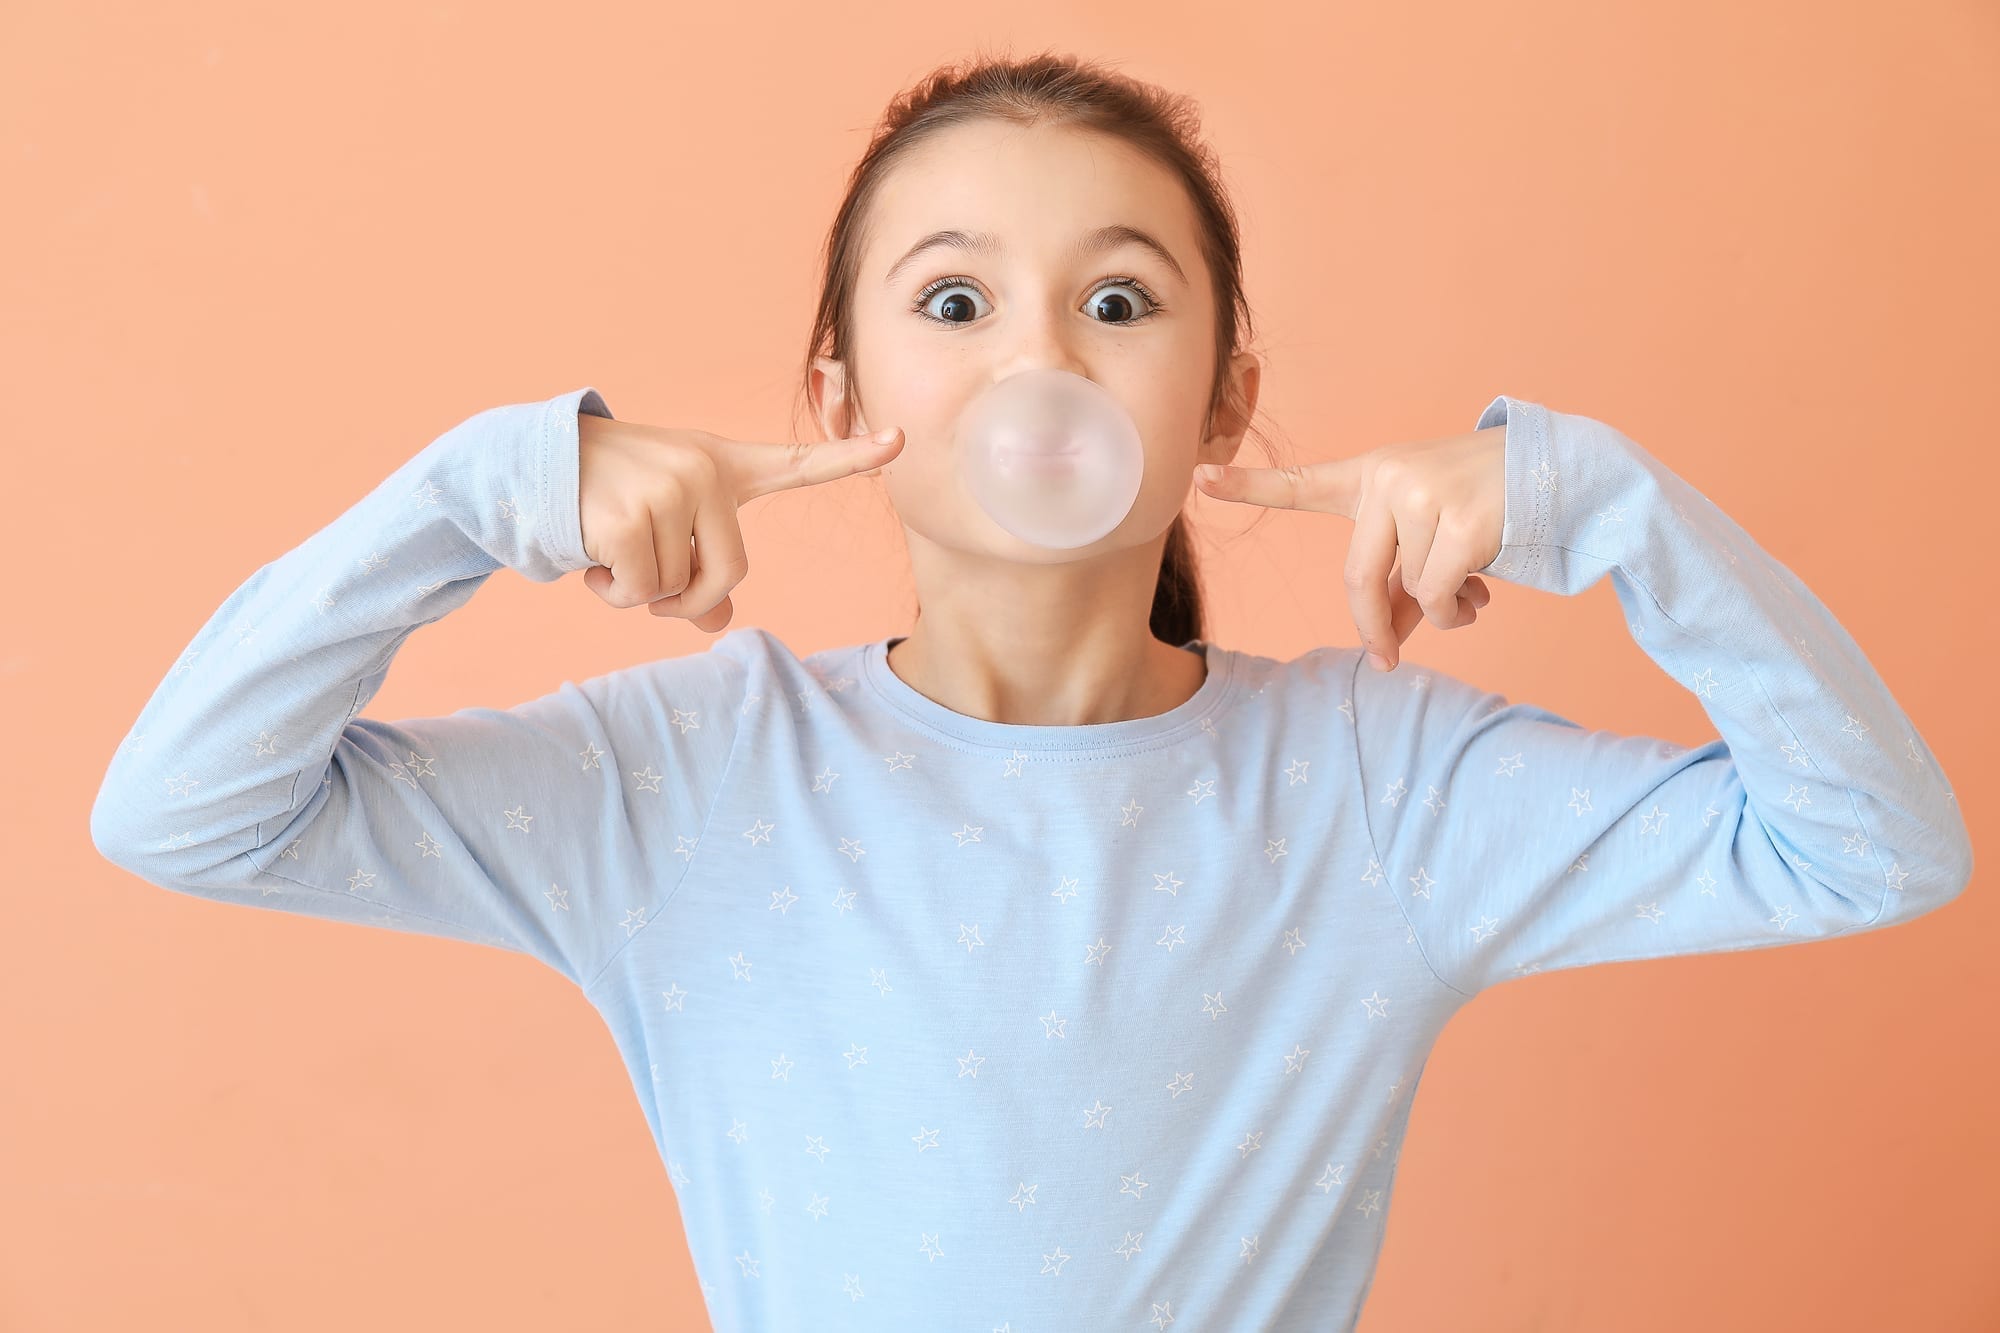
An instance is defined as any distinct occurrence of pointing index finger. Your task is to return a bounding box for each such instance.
[1195,457,1359,519]
[731,428,903,503]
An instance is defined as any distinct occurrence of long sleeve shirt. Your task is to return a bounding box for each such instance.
[90,386,1975,1332]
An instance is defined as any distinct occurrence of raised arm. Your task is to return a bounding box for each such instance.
[89,387,746,989]
[1349,396,1973,998]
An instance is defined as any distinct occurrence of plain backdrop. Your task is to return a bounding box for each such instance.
[3,2,1994,1329]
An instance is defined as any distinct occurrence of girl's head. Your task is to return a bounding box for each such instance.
[798,50,1280,647]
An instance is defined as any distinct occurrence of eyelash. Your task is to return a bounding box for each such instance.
[910,274,1168,329]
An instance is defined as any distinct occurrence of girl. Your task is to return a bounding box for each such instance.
[91,51,1970,1333]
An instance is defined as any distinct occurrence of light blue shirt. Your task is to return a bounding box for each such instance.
[91,386,1974,1331]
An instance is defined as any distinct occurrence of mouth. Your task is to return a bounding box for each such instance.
[1002,435,1082,458]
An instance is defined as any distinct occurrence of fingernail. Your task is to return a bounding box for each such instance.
[1367,651,1390,671]
[1195,464,1224,484]
[873,427,898,443]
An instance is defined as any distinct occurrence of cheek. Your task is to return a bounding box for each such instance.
[1119,437,1199,537]
[1116,391,1208,525]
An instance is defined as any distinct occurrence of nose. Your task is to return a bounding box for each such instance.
[988,311,1096,389]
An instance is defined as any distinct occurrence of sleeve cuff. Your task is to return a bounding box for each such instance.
[540,386,614,575]
[1471,393,1555,581]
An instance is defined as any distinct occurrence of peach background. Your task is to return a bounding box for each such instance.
[5,3,1994,1330]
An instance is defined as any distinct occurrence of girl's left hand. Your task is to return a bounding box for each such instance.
[1193,425,1508,672]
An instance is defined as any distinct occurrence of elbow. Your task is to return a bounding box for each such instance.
[90,782,169,878]
[1948,829,1976,900]
[89,785,138,869]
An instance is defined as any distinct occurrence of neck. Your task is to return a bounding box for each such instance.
[886,528,1207,727]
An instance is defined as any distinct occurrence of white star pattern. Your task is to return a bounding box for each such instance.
[96,391,1969,1329]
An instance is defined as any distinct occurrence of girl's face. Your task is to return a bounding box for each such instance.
[812,119,1260,566]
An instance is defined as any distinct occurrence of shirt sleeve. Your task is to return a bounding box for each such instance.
[88,386,748,990]
[1349,395,1974,999]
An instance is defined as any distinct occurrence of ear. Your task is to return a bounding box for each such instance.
[1196,351,1262,467]
[810,355,870,441]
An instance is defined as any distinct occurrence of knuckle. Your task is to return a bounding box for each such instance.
[686,446,720,485]
[649,472,691,514]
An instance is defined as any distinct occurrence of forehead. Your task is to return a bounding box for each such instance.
[865,120,1200,277]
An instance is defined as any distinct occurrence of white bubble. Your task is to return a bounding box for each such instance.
[955,369,1145,550]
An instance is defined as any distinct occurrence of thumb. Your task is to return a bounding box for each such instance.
[1194,456,1362,518]
[732,427,904,501]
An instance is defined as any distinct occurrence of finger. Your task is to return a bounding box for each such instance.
[689,591,734,634]
[1381,568,1486,662]
[731,429,905,503]
[1194,456,1364,518]
[1345,485,1400,666]
[647,497,696,606]
[1382,563,1431,659]
[1392,506,1449,628]
[584,505,670,608]
[1412,527,1483,630]
[652,491,748,622]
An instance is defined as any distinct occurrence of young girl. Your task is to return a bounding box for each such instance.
[90,52,1970,1333]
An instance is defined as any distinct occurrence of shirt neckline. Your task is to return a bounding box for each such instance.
[858,633,1238,755]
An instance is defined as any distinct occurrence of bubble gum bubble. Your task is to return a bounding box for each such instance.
[954,368,1144,550]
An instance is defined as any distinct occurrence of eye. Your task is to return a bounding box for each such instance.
[911,275,1168,329]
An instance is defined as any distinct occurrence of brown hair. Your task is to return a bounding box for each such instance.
[793,47,1284,648]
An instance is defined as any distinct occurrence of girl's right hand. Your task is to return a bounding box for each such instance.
[577,415,904,633]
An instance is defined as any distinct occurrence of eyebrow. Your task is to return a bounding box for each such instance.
[881,223,1190,289]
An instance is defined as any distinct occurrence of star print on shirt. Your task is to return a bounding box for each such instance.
[94,389,1971,1331]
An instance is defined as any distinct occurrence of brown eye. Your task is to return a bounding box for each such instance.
[910,276,1166,329]
[914,280,992,326]
[1087,285,1152,324]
